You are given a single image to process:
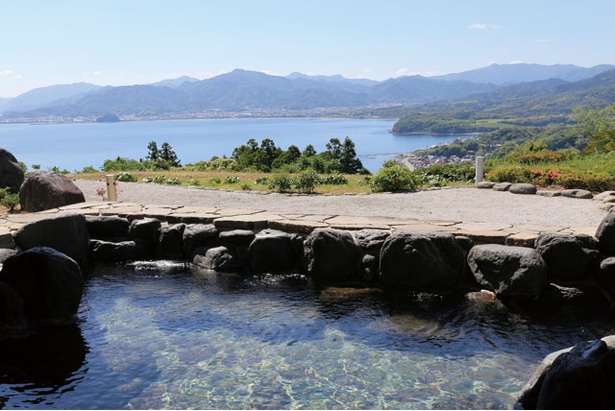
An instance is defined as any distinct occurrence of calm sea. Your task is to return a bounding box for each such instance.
[0,118,462,173]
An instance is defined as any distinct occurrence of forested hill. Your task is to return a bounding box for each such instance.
[392,68,615,134]
[2,63,615,120]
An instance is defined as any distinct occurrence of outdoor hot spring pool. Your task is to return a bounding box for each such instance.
[1,261,614,410]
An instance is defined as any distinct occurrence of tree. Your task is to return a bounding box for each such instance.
[325,138,342,160]
[271,145,301,170]
[339,137,363,174]
[232,138,281,171]
[232,138,261,170]
[146,141,159,161]
[303,144,316,157]
[259,138,282,171]
[576,103,615,153]
[159,142,181,167]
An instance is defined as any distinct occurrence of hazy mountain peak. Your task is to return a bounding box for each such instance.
[150,76,199,88]
[434,63,615,85]
[287,72,379,86]
[5,82,102,112]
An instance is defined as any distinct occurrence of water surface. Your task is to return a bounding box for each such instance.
[0,118,461,172]
[1,262,612,409]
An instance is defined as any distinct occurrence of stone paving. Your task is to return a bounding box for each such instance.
[0,200,598,250]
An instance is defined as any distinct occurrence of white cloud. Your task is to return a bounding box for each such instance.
[93,70,104,76]
[0,70,22,79]
[467,23,499,30]
[394,68,442,78]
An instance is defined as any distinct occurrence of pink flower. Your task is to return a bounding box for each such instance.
[96,187,107,200]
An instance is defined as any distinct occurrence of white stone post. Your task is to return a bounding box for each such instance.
[106,174,117,201]
[475,156,484,185]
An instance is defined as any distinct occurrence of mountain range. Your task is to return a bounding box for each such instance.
[1,63,614,119]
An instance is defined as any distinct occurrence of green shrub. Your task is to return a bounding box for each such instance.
[485,165,527,183]
[320,173,349,185]
[254,176,269,185]
[414,163,475,187]
[382,159,398,168]
[223,176,241,184]
[186,178,201,186]
[51,166,69,174]
[79,165,99,174]
[208,177,222,185]
[115,172,138,182]
[486,163,615,191]
[166,177,181,185]
[294,170,319,193]
[268,174,294,192]
[103,157,144,172]
[0,187,19,212]
[370,165,417,192]
[240,183,252,190]
[151,175,168,184]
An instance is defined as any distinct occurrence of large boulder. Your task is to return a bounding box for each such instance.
[534,233,601,281]
[193,246,241,273]
[467,244,547,298]
[539,282,609,310]
[597,256,615,298]
[517,337,615,410]
[90,239,146,263]
[379,231,466,291]
[0,247,83,323]
[0,281,26,329]
[219,229,256,247]
[14,212,90,267]
[182,223,219,258]
[128,218,161,244]
[85,215,130,241]
[0,148,25,194]
[155,223,185,260]
[19,171,85,212]
[0,324,87,384]
[303,228,360,280]
[128,218,161,258]
[595,209,615,256]
[354,229,390,255]
[249,229,295,274]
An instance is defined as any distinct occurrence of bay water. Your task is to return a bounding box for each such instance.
[0,118,461,173]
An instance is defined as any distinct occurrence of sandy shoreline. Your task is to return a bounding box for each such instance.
[73,179,608,229]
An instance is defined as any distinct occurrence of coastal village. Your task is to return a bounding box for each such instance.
[395,137,483,170]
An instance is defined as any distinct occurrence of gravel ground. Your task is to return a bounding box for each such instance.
[74,179,608,228]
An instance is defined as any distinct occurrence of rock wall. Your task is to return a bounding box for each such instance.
[3,208,615,319]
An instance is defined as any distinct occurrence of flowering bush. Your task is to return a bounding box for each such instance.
[486,164,615,192]
[95,187,107,200]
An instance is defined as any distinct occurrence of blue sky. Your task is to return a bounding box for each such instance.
[1,0,615,97]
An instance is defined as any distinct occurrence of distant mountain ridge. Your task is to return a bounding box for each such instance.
[433,63,615,85]
[4,82,102,112]
[2,63,614,119]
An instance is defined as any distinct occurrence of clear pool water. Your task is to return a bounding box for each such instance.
[1,261,613,409]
